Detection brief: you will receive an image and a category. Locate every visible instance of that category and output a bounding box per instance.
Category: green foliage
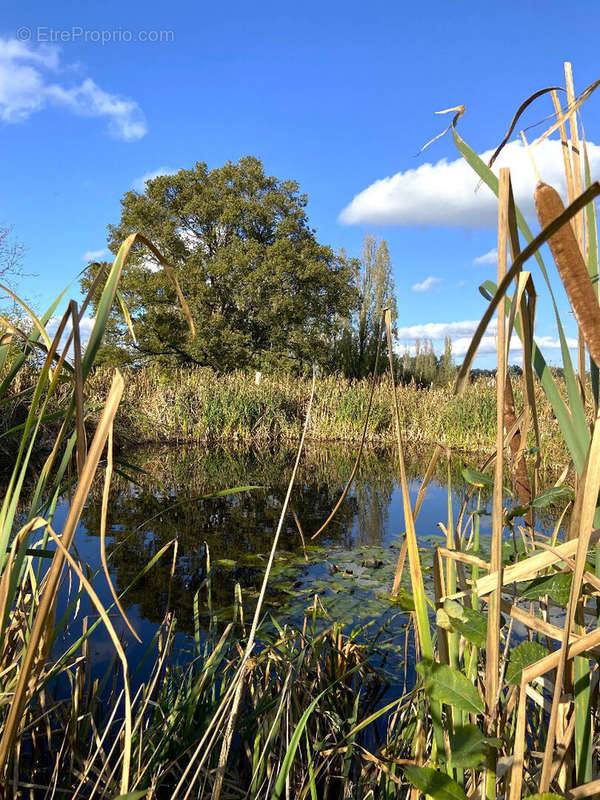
[77,366,575,465]
[403,765,467,800]
[82,157,356,372]
[462,467,494,488]
[440,599,488,648]
[387,587,415,611]
[441,724,500,769]
[530,485,574,508]
[397,335,457,387]
[505,641,550,686]
[502,537,528,565]
[525,795,564,800]
[416,660,484,714]
[519,572,572,605]
[439,334,456,384]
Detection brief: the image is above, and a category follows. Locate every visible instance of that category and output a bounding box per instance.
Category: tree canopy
[83,157,357,371]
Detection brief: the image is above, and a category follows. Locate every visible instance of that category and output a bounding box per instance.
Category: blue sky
[1,0,600,366]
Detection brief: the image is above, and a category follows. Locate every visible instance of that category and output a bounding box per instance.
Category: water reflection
[76,444,482,633]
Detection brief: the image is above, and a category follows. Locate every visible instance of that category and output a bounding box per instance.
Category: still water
[52,443,506,680]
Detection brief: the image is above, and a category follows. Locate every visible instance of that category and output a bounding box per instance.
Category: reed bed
[80,366,571,469]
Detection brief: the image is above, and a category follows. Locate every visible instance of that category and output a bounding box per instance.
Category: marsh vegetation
[2,63,600,799]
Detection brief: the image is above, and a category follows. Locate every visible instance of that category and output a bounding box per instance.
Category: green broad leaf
[505,504,531,523]
[505,641,550,686]
[416,661,484,714]
[502,538,527,566]
[436,607,453,631]
[443,600,488,648]
[112,790,149,799]
[530,486,574,509]
[525,795,564,800]
[519,572,572,605]
[403,765,467,800]
[439,724,498,768]
[462,468,493,488]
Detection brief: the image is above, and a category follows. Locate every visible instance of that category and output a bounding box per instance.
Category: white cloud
[12,315,99,361]
[132,166,178,192]
[397,320,487,340]
[0,37,146,140]
[395,317,577,358]
[537,334,578,350]
[42,315,95,360]
[82,248,107,262]
[339,138,600,228]
[451,334,576,357]
[46,315,95,339]
[473,248,497,265]
[412,276,441,293]
[0,38,59,69]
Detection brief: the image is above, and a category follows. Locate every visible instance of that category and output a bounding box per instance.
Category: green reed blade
[480,280,588,473]
[452,129,590,461]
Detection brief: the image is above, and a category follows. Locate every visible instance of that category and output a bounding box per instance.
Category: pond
[50,441,543,687]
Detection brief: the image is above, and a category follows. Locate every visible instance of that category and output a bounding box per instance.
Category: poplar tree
[339,234,397,378]
[438,334,455,385]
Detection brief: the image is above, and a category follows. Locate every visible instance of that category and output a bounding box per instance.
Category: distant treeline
[396,335,455,387]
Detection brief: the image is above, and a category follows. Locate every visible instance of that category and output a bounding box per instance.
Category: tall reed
[396,64,600,800]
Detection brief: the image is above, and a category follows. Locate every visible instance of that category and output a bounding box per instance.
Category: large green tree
[83,157,356,371]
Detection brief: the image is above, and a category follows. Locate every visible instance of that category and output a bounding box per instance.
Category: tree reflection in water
[79,444,472,633]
